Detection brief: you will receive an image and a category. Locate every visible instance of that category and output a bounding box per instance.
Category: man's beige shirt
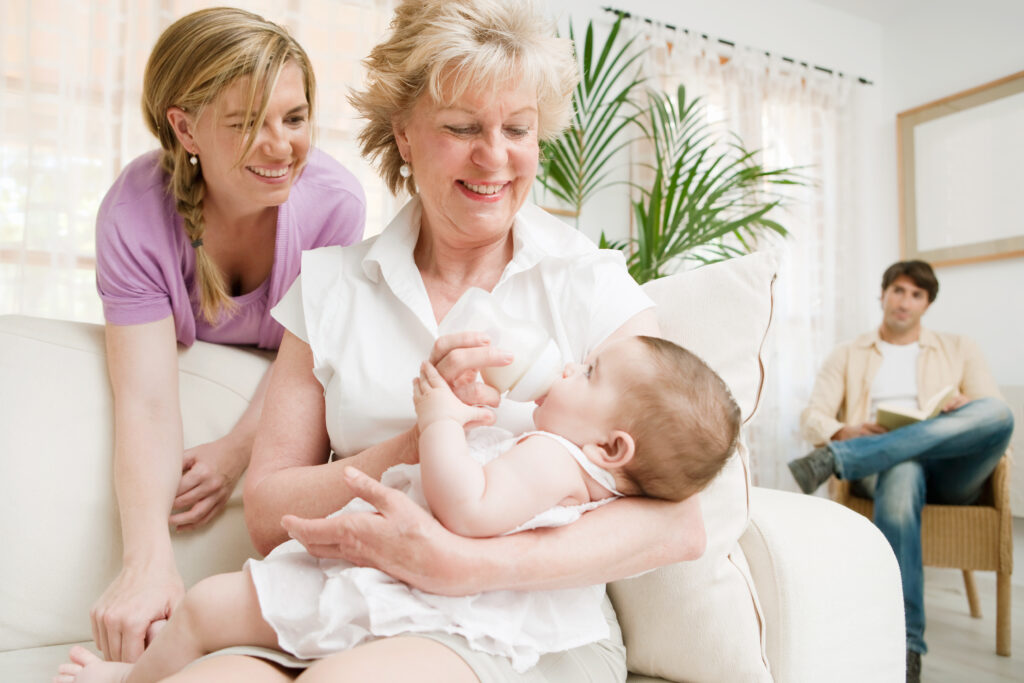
[800,328,1001,446]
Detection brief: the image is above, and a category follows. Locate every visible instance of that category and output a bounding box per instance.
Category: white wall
[550,0,1024,511]
[872,0,1024,383]
[872,0,1024,513]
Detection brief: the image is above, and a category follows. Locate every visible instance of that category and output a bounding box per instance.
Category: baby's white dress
[247,426,622,673]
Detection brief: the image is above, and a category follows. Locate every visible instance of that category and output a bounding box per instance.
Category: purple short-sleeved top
[95,148,365,350]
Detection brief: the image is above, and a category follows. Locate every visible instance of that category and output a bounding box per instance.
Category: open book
[875,384,957,430]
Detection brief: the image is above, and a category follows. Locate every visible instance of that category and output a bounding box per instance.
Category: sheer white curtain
[0,0,397,323]
[625,18,872,490]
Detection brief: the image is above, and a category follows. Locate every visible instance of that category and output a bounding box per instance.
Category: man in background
[789,259,1013,683]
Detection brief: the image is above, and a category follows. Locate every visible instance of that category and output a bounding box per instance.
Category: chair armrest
[739,487,905,682]
[991,453,1011,511]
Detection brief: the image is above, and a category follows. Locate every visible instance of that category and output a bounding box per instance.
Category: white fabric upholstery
[741,487,906,682]
[642,250,777,423]
[609,252,778,682]
[0,252,905,682]
[0,316,268,651]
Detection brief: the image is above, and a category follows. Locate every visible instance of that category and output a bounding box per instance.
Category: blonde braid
[162,147,234,323]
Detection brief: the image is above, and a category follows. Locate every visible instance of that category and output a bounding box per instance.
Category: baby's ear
[582,430,635,470]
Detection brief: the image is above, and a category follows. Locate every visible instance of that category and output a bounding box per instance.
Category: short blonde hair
[142,7,315,323]
[350,0,579,195]
[621,337,742,502]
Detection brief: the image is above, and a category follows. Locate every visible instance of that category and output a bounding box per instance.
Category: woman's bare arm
[284,467,705,595]
[169,358,274,531]
[92,317,186,663]
[243,331,420,555]
[593,307,659,355]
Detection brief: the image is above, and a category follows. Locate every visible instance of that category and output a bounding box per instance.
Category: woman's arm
[92,317,186,663]
[169,361,273,531]
[283,467,705,595]
[243,331,421,555]
[591,307,659,355]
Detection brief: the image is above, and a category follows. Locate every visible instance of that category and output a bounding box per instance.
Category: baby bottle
[438,287,562,402]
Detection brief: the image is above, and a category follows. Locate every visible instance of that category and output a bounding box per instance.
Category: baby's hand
[413,361,493,430]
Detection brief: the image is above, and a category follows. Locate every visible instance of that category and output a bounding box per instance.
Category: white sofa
[0,251,906,682]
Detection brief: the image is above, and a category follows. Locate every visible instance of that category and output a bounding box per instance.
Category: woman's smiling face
[182,60,311,213]
[394,77,540,248]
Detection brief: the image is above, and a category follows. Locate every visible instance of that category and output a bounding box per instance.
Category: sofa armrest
[739,487,905,682]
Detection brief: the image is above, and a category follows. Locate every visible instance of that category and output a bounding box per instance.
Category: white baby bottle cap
[506,339,562,402]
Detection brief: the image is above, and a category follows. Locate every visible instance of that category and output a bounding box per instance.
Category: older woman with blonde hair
[160,1,705,680]
[90,7,365,664]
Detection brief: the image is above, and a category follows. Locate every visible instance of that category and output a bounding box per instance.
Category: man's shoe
[787,446,835,494]
[905,649,921,683]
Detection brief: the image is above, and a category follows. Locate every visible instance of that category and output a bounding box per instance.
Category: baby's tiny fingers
[465,405,497,429]
[422,361,446,387]
[471,405,495,423]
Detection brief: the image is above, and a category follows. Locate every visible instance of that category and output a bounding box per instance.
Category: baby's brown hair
[620,336,741,502]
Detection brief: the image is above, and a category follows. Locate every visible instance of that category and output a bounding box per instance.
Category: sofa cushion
[0,316,269,651]
[608,250,777,682]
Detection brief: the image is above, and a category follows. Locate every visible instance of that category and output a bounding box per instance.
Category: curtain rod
[602,6,874,86]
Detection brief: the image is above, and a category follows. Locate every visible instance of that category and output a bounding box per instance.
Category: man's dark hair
[881,260,939,303]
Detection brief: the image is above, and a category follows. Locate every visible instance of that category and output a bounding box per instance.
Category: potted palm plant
[536,15,644,223]
[613,84,801,283]
[537,17,803,283]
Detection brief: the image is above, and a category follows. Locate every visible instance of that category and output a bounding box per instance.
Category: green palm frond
[538,15,645,216]
[622,85,806,283]
[538,19,807,282]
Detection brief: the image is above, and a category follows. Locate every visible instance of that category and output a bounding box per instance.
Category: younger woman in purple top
[90,8,365,664]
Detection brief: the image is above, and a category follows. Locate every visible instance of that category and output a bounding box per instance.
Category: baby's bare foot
[53,645,131,683]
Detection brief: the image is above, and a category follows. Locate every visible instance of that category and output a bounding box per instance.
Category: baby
[55,335,740,681]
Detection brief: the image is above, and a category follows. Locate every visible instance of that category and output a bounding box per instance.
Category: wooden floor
[920,516,1022,681]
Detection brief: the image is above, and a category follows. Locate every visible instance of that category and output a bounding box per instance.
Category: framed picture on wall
[897,70,1024,267]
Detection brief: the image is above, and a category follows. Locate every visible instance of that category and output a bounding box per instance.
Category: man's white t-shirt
[869,340,920,419]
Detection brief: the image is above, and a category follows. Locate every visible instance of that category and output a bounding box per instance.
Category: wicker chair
[830,453,1013,656]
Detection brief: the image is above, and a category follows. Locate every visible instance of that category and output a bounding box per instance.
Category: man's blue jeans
[830,397,1014,655]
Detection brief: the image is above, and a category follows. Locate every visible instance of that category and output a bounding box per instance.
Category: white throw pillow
[608,250,778,682]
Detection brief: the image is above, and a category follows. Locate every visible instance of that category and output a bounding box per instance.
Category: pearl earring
[399,163,411,178]
[189,154,198,166]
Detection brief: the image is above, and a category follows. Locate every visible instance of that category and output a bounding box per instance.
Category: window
[0,0,397,322]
